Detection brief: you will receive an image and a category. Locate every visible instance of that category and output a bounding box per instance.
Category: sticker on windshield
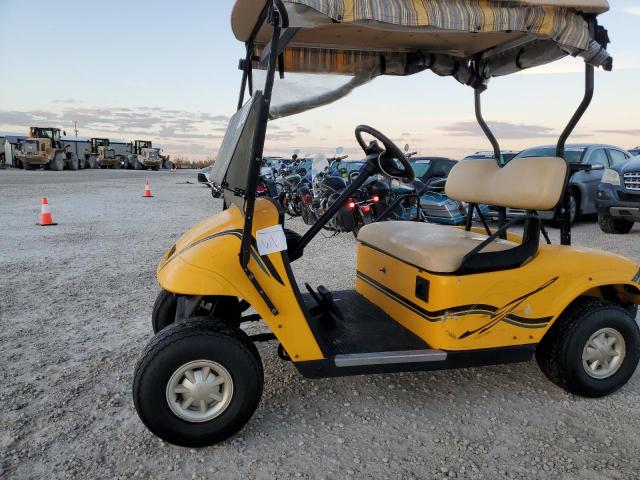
[256,225,288,256]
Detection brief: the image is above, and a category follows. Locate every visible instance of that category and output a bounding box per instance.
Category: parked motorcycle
[300,152,374,234]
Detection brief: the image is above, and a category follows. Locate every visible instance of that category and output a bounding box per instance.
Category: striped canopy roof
[233,0,611,78]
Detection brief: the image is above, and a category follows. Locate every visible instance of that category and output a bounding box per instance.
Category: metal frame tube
[240,2,282,269]
[557,64,595,246]
[237,2,271,110]
[474,89,503,166]
[291,162,378,259]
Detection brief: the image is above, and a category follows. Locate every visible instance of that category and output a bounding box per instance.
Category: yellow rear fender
[157,199,324,361]
[540,248,640,330]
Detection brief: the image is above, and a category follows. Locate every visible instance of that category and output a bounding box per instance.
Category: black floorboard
[301,289,429,356]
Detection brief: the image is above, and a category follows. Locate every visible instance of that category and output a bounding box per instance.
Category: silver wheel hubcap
[582,328,626,379]
[166,360,234,422]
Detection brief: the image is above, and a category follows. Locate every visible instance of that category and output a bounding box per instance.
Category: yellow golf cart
[133,0,640,447]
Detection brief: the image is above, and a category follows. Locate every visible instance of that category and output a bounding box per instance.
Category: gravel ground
[1,168,640,480]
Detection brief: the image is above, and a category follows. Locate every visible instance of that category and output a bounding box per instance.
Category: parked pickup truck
[596,153,640,234]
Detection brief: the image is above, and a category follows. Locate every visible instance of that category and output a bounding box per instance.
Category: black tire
[87,156,98,169]
[134,157,143,170]
[598,215,634,234]
[152,290,243,333]
[49,153,65,171]
[23,161,35,171]
[550,190,578,228]
[133,317,263,447]
[68,153,79,171]
[536,298,640,397]
[152,290,178,333]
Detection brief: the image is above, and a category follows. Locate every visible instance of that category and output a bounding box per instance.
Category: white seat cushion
[357,221,517,273]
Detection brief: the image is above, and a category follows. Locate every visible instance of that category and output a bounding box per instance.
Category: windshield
[253,71,374,120]
[515,147,585,163]
[409,159,432,178]
[33,128,58,140]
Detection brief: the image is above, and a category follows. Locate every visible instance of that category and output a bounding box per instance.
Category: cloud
[0,105,231,153]
[624,6,640,16]
[438,121,557,139]
[594,128,640,136]
[295,126,311,134]
[53,98,80,104]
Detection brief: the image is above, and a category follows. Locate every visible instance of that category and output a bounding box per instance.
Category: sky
[0,0,639,160]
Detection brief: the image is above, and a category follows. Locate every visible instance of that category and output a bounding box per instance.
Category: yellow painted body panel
[157,198,324,361]
[356,242,640,350]
[157,197,639,358]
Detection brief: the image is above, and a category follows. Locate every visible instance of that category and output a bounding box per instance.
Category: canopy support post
[474,88,503,166]
[474,88,507,236]
[556,63,595,246]
[238,2,284,315]
[237,1,271,110]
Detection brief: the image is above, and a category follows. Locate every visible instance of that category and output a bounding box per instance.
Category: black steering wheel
[355,125,414,181]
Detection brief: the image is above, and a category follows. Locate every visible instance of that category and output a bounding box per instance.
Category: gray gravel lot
[1,168,640,480]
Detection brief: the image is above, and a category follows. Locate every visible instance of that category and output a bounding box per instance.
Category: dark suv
[512,144,632,224]
[596,153,640,234]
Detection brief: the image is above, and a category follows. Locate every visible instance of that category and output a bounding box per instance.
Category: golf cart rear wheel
[133,317,263,447]
[598,215,634,234]
[536,298,639,397]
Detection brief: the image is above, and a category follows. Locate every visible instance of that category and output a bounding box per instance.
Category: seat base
[357,221,517,274]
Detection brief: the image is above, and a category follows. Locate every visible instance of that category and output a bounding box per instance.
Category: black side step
[295,345,535,379]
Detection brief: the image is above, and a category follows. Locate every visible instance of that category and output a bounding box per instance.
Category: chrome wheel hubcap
[166,360,233,422]
[582,328,626,379]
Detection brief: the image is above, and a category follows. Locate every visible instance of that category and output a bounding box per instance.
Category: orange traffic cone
[37,197,57,226]
[142,180,153,198]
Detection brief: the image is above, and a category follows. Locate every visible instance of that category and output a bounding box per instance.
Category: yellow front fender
[157,199,324,361]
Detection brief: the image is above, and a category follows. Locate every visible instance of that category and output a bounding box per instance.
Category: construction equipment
[84,138,121,169]
[15,127,78,171]
[127,140,163,171]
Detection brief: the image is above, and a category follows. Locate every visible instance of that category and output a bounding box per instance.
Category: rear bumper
[596,185,640,220]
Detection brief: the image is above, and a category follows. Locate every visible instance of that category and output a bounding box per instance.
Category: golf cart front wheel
[536,298,639,397]
[133,317,263,447]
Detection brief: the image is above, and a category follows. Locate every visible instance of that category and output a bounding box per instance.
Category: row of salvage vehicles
[13,126,171,171]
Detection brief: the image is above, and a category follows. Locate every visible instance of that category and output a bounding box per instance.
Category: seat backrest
[445,157,568,211]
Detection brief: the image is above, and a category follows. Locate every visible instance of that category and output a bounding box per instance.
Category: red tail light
[372,195,380,203]
[362,205,371,213]
[304,194,312,203]
[256,185,267,193]
[348,201,356,209]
